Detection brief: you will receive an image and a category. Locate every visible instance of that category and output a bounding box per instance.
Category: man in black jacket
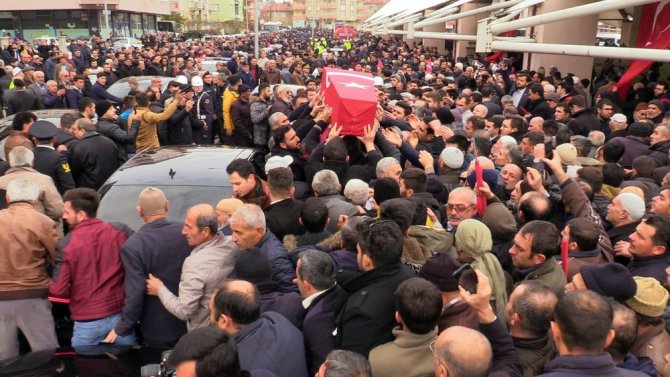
[567,95,599,136]
[70,118,123,190]
[166,93,199,145]
[7,79,41,115]
[231,84,253,146]
[296,250,347,375]
[29,120,75,195]
[95,100,139,161]
[103,187,191,347]
[335,218,413,357]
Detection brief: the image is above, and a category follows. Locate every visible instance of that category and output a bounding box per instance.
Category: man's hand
[102,329,118,344]
[408,114,421,131]
[525,167,546,194]
[614,241,633,259]
[146,273,164,296]
[382,128,402,147]
[375,105,384,122]
[439,125,454,141]
[316,105,332,123]
[185,100,194,112]
[418,150,434,170]
[357,124,378,151]
[175,91,186,101]
[473,179,495,200]
[327,123,342,142]
[459,269,496,324]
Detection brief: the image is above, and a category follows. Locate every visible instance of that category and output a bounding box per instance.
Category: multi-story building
[291,0,387,29]
[2,0,171,40]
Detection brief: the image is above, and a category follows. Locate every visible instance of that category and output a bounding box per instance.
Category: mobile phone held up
[452,263,478,294]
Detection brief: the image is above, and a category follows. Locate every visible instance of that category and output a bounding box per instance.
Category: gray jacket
[320,195,360,234]
[250,98,272,146]
[157,234,240,330]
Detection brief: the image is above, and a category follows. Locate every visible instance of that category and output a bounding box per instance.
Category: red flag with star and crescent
[321,68,378,136]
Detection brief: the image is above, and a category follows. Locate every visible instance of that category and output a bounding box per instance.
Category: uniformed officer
[29,120,75,195]
[191,76,214,144]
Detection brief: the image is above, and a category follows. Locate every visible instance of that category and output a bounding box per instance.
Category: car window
[98,185,233,231]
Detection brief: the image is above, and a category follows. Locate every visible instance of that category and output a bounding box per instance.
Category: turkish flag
[321,68,377,137]
[615,2,670,100]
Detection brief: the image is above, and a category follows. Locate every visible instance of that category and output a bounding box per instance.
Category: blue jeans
[72,313,136,347]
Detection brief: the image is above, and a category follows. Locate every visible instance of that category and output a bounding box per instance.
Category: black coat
[271,147,307,182]
[231,97,253,146]
[540,353,647,376]
[69,132,123,190]
[335,263,414,357]
[264,199,304,242]
[527,98,553,120]
[96,118,139,161]
[260,288,305,330]
[567,108,600,136]
[7,90,41,115]
[303,285,348,375]
[114,219,191,346]
[648,140,670,168]
[32,146,76,195]
[166,107,198,145]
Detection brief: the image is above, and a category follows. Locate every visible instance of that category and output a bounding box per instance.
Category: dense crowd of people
[1,27,670,377]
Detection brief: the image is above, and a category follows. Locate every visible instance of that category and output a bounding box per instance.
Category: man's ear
[604,329,616,349]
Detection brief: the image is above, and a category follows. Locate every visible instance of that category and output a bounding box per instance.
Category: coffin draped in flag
[321,68,377,137]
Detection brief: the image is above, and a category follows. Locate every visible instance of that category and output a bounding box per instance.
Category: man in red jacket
[49,188,135,347]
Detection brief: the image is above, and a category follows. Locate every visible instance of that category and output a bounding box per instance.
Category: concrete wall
[528,0,598,81]
[422,9,447,54]
[3,0,170,14]
[454,2,487,59]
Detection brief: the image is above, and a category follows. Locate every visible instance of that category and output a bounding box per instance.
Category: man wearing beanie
[567,263,638,303]
[607,193,646,246]
[626,277,670,376]
[610,122,651,168]
[104,187,192,347]
[95,100,139,162]
[647,100,666,125]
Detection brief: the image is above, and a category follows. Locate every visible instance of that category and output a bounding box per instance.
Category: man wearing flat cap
[30,120,75,195]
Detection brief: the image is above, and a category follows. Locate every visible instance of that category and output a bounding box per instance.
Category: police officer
[29,120,75,195]
[191,76,214,144]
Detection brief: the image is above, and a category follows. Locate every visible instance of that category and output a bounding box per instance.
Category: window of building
[210,4,220,12]
[234,3,240,16]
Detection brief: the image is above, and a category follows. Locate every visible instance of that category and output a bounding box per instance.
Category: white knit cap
[617,193,646,221]
[440,146,464,169]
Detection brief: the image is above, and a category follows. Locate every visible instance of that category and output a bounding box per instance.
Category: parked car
[111,37,144,51]
[106,76,170,102]
[201,57,230,74]
[97,145,263,230]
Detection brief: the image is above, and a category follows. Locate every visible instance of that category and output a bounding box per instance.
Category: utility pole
[254,0,259,58]
[103,0,111,38]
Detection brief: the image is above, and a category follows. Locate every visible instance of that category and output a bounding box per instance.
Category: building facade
[1,0,170,40]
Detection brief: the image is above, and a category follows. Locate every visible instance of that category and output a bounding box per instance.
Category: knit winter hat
[628,122,652,138]
[555,143,577,165]
[626,277,669,317]
[440,146,464,169]
[455,219,493,258]
[580,263,637,303]
[418,252,460,292]
[617,193,646,221]
[234,247,273,283]
[95,100,113,118]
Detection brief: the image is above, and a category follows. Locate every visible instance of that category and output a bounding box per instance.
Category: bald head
[518,191,551,222]
[434,326,492,377]
[528,117,544,133]
[137,187,168,218]
[210,279,261,333]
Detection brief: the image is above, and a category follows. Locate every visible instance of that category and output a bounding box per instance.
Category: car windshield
[98,185,233,231]
[107,80,151,100]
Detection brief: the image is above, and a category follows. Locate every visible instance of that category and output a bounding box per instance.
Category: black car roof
[99,146,257,193]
